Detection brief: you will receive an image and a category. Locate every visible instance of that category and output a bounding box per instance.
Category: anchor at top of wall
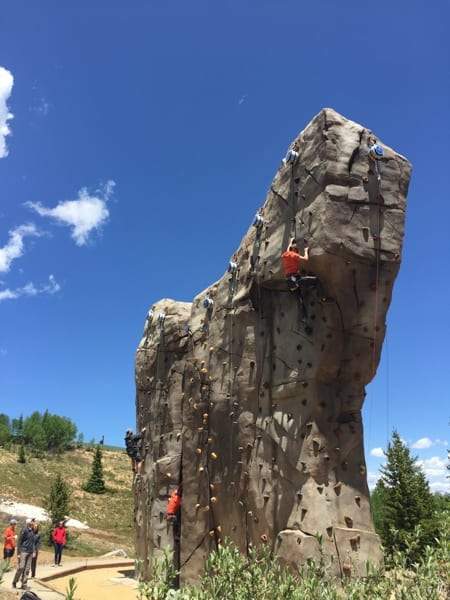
[368,140,384,182]
[253,210,264,230]
[369,142,384,160]
[203,296,214,310]
[228,259,238,274]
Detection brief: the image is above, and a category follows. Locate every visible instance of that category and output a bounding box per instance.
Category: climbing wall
[134,108,411,583]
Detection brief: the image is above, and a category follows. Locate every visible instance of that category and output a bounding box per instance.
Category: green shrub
[138,523,449,600]
[83,446,106,494]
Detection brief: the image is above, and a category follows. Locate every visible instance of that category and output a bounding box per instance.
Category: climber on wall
[281,237,320,321]
[166,485,182,522]
[125,428,146,474]
[167,485,182,581]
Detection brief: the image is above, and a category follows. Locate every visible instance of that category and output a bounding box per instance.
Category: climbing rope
[370,151,383,378]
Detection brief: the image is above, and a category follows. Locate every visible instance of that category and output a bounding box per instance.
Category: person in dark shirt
[12,519,36,590]
[30,521,41,578]
[125,428,146,474]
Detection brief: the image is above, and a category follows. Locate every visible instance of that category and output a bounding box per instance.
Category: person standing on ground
[3,518,17,562]
[12,519,36,590]
[30,521,41,579]
[52,521,67,567]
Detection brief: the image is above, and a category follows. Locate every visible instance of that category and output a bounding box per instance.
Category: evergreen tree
[83,446,106,494]
[46,473,71,524]
[373,430,438,559]
[17,444,26,464]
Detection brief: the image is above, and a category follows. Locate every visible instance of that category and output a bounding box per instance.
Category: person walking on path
[3,518,17,562]
[52,521,67,566]
[12,519,36,590]
[30,521,41,578]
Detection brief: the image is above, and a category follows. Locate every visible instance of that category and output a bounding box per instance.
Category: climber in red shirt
[166,486,182,523]
[281,238,311,289]
[281,238,321,325]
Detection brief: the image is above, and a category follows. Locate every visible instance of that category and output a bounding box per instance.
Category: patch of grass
[0,447,134,556]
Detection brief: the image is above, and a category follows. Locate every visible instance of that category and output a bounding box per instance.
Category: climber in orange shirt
[3,519,17,561]
[166,486,182,523]
[281,238,320,323]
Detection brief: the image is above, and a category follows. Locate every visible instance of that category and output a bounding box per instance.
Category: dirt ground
[48,567,138,600]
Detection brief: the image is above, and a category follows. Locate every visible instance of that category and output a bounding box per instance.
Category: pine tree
[373,430,438,559]
[17,444,26,464]
[83,446,106,494]
[46,473,71,524]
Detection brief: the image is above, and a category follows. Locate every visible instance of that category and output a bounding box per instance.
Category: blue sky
[0,1,448,491]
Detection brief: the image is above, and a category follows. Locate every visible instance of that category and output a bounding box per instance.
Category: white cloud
[417,456,447,478]
[412,437,433,449]
[0,224,40,273]
[370,447,384,458]
[26,180,115,246]
[0,274,60,302]
[429,480,450,493]
[412,437,448,449]
[0,66,14,158]
[367,471,380,490]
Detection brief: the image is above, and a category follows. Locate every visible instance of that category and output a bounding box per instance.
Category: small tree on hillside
[46,473,71,524]
[373,430,438,560]
[17,444,26,464]
[83,446,106,494]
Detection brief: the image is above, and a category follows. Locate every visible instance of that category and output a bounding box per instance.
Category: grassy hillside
[0,447,134,556]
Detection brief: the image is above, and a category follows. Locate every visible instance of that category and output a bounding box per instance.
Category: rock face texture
[135,108,411,583]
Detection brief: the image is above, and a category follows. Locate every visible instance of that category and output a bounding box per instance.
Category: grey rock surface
[134,108,411,583]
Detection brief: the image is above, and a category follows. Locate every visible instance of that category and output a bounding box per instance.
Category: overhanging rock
[134,108,411,583]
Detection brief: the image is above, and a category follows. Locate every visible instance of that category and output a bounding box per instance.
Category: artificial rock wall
[134,108,411,583]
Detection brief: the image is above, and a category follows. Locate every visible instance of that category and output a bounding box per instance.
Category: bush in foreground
[138,522,449,600]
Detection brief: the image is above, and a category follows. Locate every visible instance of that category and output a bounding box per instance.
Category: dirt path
[47,567,137,600]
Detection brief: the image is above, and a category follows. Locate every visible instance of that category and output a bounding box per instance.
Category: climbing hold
[260,534,268,543]
[210,452,218,460]
[216,525,222,533]
[345,516,353,528]
[196,448,202,455]
[199,467,205,473]
[209,530,215,537]
[211,496,218,504]
[359,465,366,475]
[195,503,200,510]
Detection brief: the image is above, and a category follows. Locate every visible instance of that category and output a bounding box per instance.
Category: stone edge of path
[38,558,135,582]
